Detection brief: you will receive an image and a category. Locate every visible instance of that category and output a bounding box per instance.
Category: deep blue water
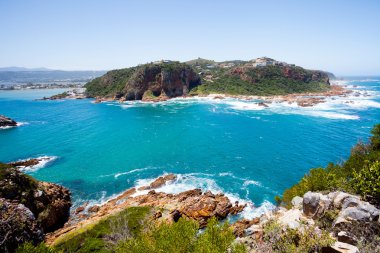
[1,78,379,217]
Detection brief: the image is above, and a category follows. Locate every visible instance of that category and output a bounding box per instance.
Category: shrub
[263,220,334,253]
[115,217,245,253]
[352,161,380,200]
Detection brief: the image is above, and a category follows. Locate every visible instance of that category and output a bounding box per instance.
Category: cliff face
[85,62,201,101]
[0,163,71,252]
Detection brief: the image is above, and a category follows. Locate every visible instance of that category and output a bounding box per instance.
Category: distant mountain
[0,67,53,72]
[0,68,107,85]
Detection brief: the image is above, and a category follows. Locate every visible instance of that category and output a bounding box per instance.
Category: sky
[0,0,379,75]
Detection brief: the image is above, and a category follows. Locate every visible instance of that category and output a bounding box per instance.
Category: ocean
[1,78,380,219]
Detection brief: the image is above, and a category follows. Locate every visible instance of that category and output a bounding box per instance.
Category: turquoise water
[1,79,380,218]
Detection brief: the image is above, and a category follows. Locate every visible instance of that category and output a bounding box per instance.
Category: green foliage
[115,217,245,253]
[85,67,137,97]
[16,243,59,253]
[370,124,380,150]
[281,124,380,207]
[263,220,334,253]
[352,161,380,199]
[193,218,237,253]
[191,65,329,96]
[54,206,150,253]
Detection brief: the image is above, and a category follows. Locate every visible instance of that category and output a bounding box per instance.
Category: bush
[115,217,245,253]
[262,220,334,253]
[352,161,380,200]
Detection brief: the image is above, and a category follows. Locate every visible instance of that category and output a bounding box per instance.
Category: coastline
[90,84,353,108]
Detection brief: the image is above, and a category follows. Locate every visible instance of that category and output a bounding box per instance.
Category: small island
[83,57,336,104]
[0,114,17,128]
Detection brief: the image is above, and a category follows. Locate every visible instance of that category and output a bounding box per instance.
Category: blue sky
[0,0,379,75]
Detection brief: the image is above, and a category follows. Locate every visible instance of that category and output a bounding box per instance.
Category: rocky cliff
[85,62,201,101]
[0,163,71,252]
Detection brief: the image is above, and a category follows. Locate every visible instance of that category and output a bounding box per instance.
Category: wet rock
[0,115,17,128]
[229,201,247,215]
[257,102,269,107]
[75,202,88,214]
[88,205,100,213]
[138,174,177,191]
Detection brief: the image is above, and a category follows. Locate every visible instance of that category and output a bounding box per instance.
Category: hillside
[84,58,332,100]
[85,61,201,101]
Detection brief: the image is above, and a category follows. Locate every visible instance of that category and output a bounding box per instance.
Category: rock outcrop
[235,191,379,252]
[0,163,71,232]
[46,175,247,244]
[0,115,17,128]
[0,198,44,253]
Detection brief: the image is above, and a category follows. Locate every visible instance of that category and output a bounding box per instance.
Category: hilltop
[84,58,332,101]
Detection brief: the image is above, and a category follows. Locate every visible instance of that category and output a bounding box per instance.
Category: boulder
[0,198,43,253]
[337,231,357,245]
[340,207,371,221]
[0,115,17,128]
[323,241,359,253]
[330,192,353,209]
[303,191,331,218]
[291,196,303,209]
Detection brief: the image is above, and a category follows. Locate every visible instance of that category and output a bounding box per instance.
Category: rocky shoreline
[44,173,380,252]
[91,84,353,108]
[1,165,379,252]
[46,174,247,244]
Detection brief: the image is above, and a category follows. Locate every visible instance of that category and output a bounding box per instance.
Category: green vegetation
[54,206,150,252]
[85,67,137,98]
[192,65,329,96]
[116,217,245,253]
[281,124,380,207]
[261,220,334,253]
[20,208,245,253]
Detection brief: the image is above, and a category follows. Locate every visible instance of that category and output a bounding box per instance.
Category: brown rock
[232,218,260,237]
[153,211,162,219]
[88,205,100,213]
[75,206,85,214]
[138,174,177,191]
